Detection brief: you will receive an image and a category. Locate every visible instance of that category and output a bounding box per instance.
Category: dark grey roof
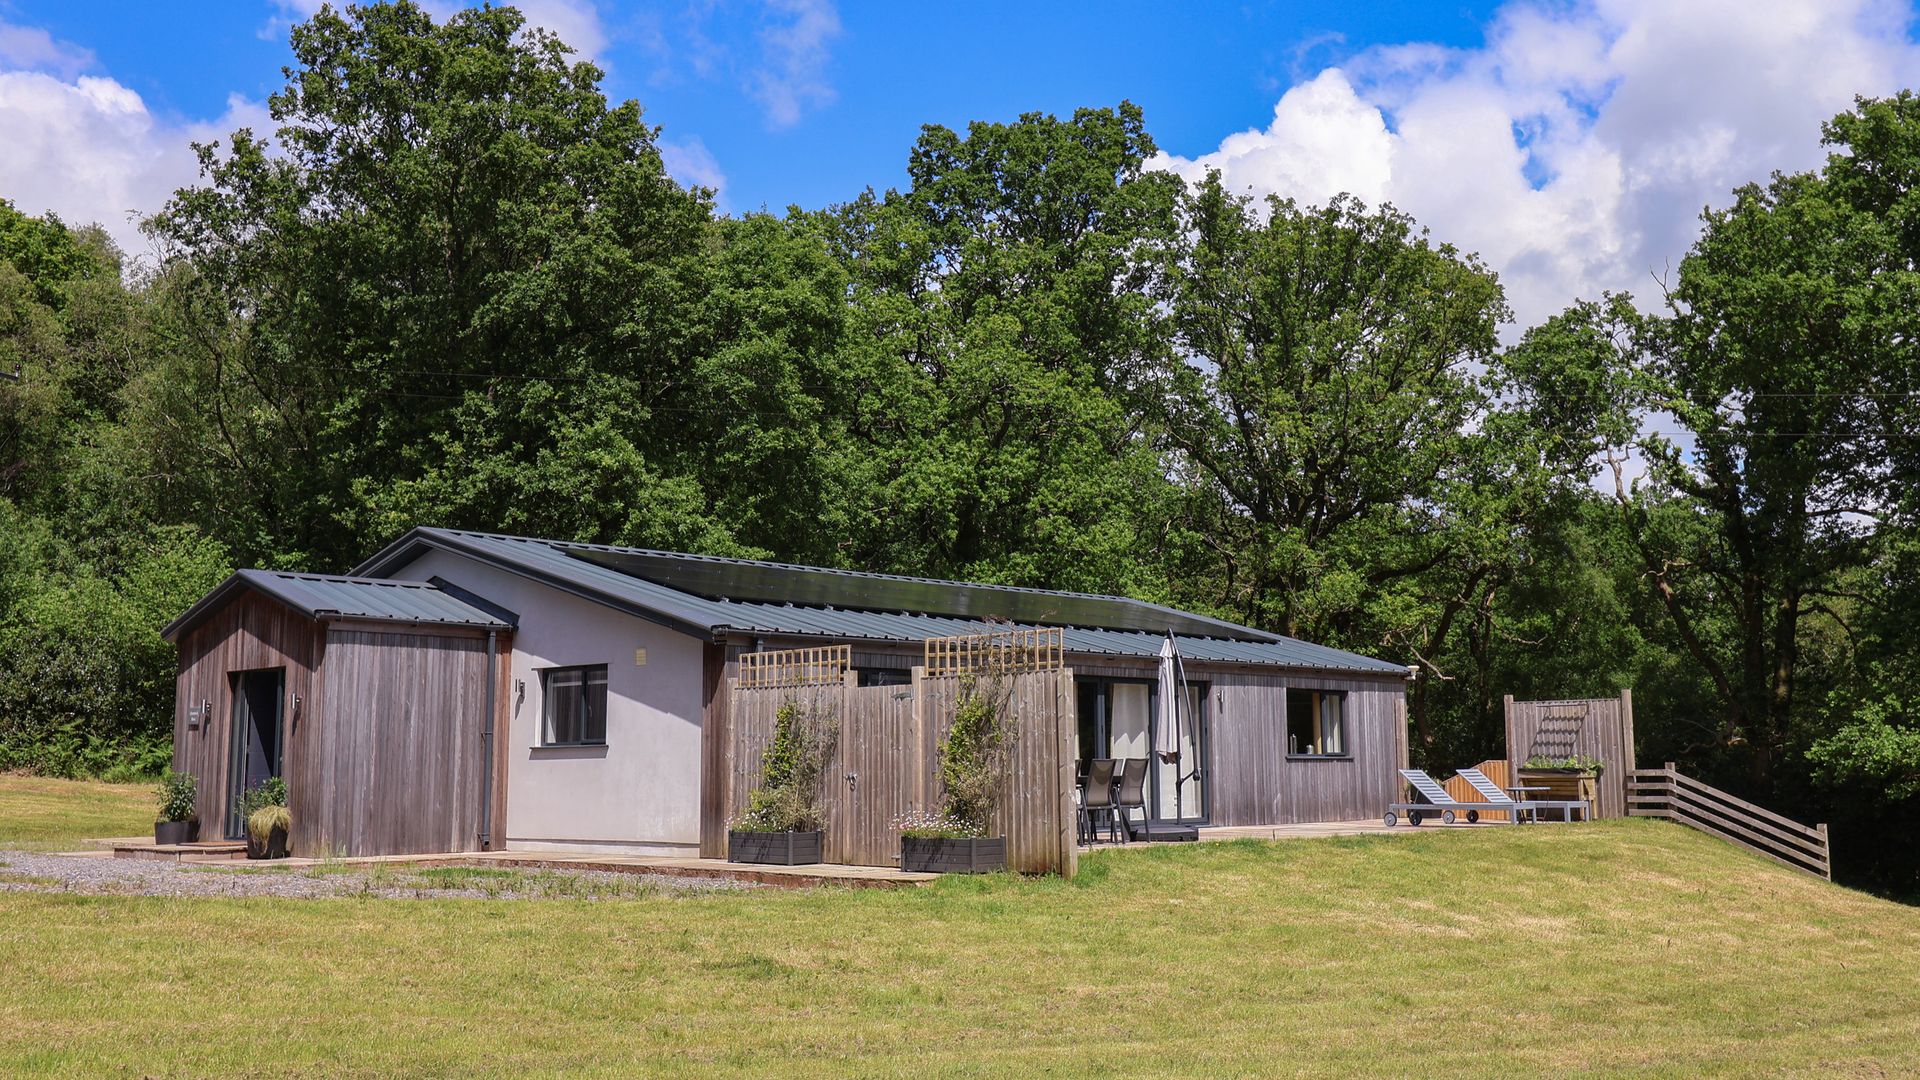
[162,570,515,641]
[352,528,1407,677]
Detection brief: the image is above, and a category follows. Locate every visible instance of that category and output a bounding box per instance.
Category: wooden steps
[110,840,248,862]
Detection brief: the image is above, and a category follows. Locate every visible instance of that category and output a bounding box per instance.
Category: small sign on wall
[634,648,648,667]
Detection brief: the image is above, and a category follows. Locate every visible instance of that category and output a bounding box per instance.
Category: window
[856,667,912,688]
[541,665,608,746]
[1286,688,1347,758]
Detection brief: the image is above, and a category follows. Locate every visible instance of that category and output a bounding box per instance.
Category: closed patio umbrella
[1155,631,1188,827]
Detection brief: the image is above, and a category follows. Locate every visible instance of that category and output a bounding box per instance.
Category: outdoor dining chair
[1114,758,1148,841]
[1079,758,1120,845]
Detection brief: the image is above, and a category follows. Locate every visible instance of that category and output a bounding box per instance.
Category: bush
[932,676,1015,838]
[891,808,977,840]
[237,776,287,822]
[733,699,836,833]
[1522,754,1605,775]
[0,518,229,779]
[157,771,197,823]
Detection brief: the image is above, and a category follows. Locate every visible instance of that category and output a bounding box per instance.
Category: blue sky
[2,1,1918,328]
[1,0,1499,213]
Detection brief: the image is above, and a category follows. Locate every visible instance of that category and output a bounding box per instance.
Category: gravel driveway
[0,851,752,900]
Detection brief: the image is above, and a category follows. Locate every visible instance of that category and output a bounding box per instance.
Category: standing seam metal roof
[351,528,1408,676]
[162,569,514,641]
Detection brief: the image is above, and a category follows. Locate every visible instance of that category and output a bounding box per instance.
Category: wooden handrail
[1626,763,1830,880]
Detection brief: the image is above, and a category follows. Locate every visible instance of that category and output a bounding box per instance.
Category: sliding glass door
[1075,677,1208,824]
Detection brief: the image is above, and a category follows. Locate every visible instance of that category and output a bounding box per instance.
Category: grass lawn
[2,780,1917,1076]
[0,774,156,850]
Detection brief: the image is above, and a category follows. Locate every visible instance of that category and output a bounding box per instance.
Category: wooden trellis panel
[923,627,1064,678]
[736,644,850,689]
[1504,690,1637,819]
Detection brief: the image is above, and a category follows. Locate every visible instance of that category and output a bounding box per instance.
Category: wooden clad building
[164,570,514,857]
[169,528,1413,863]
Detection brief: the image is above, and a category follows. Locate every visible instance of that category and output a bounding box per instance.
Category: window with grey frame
[1286,688,1347,758]
[541,665,608,746]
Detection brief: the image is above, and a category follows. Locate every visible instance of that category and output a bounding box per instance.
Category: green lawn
[0,774,155,849]
[1,779,1917,1076]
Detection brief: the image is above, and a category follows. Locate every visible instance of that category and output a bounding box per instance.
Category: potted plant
[238,777,289,859]
[1519,754,1604,805]
[154,771,199,846]
[247,805,291,860]
[900,678,1013,874]
[729,699,837,865]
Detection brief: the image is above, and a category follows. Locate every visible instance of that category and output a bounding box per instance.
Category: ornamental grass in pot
[899,677,1013,874]
[154,771,200,846]
[729,699,837,865]
[238,777,289,859]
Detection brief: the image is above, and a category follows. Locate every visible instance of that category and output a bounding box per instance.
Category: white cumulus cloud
[747,0,840,129]
[1152,0,1920,330]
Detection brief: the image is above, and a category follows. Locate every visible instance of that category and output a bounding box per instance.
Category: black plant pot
[900,835,1006,874]
[246,825,289,860]
[728,829,823,865]
[154,819,199,846]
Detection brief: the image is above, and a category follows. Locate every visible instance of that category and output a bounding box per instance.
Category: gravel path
[0,851,753,900]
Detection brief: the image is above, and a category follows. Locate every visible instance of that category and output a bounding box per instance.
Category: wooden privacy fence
[1505,691,1637,819]
[1628,763,1830,879]
[1441,759,1512,822]
[726,663,1077,877]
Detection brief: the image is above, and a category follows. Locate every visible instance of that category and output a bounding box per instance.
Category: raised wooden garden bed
[729,829,824,865]
[900,836,1005,874]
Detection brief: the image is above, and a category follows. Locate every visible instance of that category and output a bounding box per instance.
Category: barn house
[165,528,1412,861]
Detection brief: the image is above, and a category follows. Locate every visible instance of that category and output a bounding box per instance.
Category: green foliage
[237,776,288,824]
[1521,755,1606,776]
[157,771,197,823]
[935,679,1015,837]
[734,700,836,833]
[246,803,290,844]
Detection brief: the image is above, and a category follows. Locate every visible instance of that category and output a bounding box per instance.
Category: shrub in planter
[1520,754,1604,806]
[247,805,290,860]
[897,678,1015,874]
[729,699,837,865]
[238,777,289,858]
[154,771,199,845]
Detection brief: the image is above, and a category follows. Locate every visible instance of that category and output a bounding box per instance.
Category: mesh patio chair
[1079,758,1120,845]
[1114,758,1148,842]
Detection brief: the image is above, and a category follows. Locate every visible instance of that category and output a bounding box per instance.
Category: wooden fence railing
[1627,763,1830,879]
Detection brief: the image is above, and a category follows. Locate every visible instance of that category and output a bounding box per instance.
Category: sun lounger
[1458,767,1589,823]
[1385,768,1518,826]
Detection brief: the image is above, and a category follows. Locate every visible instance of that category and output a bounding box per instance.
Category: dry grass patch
[0,774,155,850]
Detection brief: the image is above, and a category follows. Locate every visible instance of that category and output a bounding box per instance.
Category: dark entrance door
[227,668,285,839]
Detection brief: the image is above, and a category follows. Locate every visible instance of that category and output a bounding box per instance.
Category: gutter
[480,628,497,850]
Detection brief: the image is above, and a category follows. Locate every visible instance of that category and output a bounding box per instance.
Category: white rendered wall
[389,549,704,855]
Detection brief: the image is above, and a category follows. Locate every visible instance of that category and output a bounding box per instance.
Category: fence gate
[1503,690,1637,819]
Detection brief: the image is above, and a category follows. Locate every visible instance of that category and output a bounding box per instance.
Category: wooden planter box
[729,829,824,865]
[900,835,1006,874]
[1518,768,1599,807]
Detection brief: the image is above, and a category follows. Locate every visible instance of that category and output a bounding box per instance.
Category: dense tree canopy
[2,1,1918,894]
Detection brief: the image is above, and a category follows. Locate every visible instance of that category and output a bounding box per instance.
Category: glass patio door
[1075,677,1208,825]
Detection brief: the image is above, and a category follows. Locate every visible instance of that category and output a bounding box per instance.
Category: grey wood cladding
[172,586,511,857]
[1505,691,1637,819]
[1201,670,1407,826]
[723,668,1077,875]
